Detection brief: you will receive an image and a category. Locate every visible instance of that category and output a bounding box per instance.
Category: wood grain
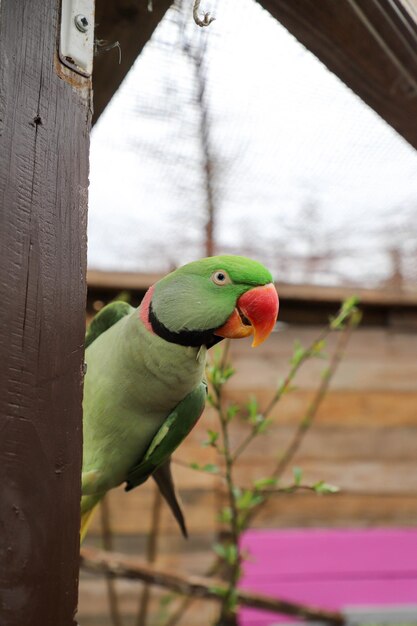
[250,492,417,528]
[0,1,90,624]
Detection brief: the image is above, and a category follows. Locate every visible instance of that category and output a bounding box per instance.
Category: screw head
[74,14,89,33]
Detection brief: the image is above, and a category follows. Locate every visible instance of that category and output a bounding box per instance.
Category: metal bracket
[60,0,95,77]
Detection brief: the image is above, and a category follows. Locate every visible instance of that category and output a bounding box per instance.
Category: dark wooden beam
[256,0,417,150]
[93,0,173,124]
[0,1,91,624]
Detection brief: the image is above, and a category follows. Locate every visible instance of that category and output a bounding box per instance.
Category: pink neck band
[139,285,155,334]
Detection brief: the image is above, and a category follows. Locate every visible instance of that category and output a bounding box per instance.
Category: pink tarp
[239,529,417,624]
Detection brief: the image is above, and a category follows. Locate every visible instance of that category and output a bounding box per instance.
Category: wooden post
[0,1,91,625]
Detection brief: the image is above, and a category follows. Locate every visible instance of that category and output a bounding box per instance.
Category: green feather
[85,301,133,348]
[125,381,207,490]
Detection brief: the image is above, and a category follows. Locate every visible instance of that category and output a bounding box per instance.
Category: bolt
[74,14,89,33]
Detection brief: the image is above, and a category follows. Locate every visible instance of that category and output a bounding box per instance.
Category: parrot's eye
[212,270,231,286]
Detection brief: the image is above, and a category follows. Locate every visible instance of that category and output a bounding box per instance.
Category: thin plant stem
[231,336,328,462]
[172,457,226,481]
[162,595,194,626]
[242,315,357,529]
[135,485,163,626]
[212,363,241,625]
[100,496,124,626]
[159,304,359,626]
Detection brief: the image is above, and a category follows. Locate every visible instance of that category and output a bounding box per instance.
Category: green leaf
[213,542,227,559]
[277,379,298,397]
[225,544,238,565]
[218,506,232,523]
[232,486,242,500]
[159,594,174,607]
[291,340,305,366]
[293,466,303,486]
[330,296,360,329]
[202,463,220,474]
[226,403,239,422]
[253,477,277,490]
[236,489,254,510]
[236,489,264,510]
[246,396,259,419]
[203,429,219,447]
[313,481,340,494]
[255,417,272,434]
[226,588,238,612]
[221,366,235,382]
[190,462,219,474]
[311,339,327,358]
[209,586,228,598]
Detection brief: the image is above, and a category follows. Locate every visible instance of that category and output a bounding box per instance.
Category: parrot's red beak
[214,283,279,347]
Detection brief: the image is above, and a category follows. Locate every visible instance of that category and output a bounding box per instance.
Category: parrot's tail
[80,493,102,543]
[80,506,98,543]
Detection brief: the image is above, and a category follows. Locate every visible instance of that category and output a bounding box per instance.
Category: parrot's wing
[85,300,133,349]
[125,381,207,536]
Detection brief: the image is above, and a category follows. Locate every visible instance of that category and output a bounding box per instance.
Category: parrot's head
[140,255,279,348]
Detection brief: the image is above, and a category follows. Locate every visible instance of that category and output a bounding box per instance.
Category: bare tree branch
[80,547,345,624]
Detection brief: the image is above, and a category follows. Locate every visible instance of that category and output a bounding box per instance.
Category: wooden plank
[227,355,417,392]
[93,0,173,124]
[225,425,417,461]
[86,486,219,535]
[232,460,417,494]
[80,541,216,604]
[222,389,417,427]
[244,492,417,527]
[78,579,217,624]
[87,269,162,290]
[256,0,417,150]
[87,486,417,535]
[83,532,215,570]
[0,1,90,624]
[171,453,417,494]
[230,327,417,358]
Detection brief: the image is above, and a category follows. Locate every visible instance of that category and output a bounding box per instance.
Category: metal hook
[193,0,215,27]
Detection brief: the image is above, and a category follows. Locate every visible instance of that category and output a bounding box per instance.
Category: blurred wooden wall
[78,311,417,625]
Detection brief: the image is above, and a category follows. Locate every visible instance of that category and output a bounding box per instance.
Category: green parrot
[81,255,279,541]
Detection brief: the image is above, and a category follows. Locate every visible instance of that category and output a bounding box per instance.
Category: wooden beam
[256,0,417,150]
[88,269,162,291]
[93,0,173,124]
[0,1,90,624]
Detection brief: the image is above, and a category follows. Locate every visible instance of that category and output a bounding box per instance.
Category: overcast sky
[88,0,417,288]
